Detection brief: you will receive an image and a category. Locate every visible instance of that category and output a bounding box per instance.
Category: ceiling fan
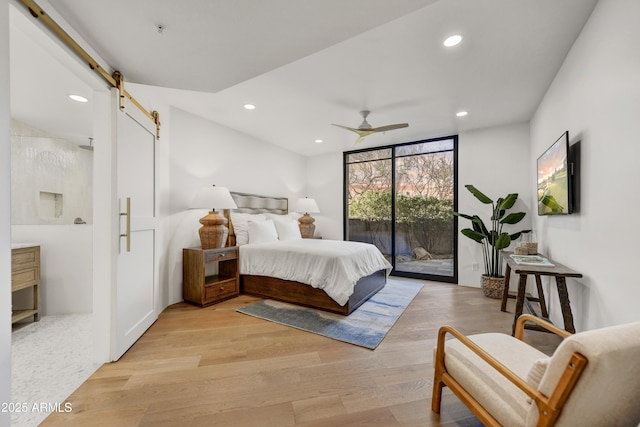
[332,110,409,144]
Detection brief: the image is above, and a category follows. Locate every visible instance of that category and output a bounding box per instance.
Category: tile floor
[11,314,101,427]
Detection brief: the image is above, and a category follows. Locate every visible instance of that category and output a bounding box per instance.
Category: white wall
[11,225,92,314]
[457,123,532,287]
[165,107,307,304]
[530,0,640,331]
[1,0,11,422]
[304,151,343,240]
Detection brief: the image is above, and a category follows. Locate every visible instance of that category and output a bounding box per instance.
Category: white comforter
[239,239,392,305]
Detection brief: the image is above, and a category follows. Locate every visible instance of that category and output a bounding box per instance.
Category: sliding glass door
[345,148,393,258]
[344,136,457,283]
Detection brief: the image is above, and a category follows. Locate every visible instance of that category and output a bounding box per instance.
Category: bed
[224,192,391,315]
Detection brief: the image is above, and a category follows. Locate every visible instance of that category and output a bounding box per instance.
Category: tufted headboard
[223,192,288,246]
[229,192,288,214]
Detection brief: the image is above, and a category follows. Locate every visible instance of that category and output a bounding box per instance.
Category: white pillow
[526,357,550,389]
[274,219,302,241]
[248,220,279,244]
[230,213,266,246]
[262,212,284,222]
[262,212,303,223]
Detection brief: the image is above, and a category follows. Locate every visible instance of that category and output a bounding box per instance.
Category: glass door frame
[343,135,458,284]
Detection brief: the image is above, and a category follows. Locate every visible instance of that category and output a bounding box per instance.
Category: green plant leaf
[452,212,474,221]
[457,186,530,275]
[471,215,489,236]
[465,185,493,204]
[500,212,526,224]
[498,193,518,210]
[461,228,486,243]
[495,233,511,250]
[510,230,532,241]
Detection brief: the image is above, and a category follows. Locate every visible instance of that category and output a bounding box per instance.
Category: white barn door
[113,95,159,360]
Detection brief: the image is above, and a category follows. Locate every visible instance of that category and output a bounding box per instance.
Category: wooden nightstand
[183,246,239,307]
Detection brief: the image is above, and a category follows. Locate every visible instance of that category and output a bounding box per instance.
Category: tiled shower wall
[10,120,94,315]
[10,120,92,224]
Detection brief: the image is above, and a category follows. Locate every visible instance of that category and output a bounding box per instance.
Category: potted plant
[454,185,530,298]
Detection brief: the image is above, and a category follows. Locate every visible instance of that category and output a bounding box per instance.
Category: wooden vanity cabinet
[11,245,40,324]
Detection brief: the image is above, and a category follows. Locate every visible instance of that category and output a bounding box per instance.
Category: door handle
[120,197,131,252]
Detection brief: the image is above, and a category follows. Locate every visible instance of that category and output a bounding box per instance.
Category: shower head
[79,137,94,151]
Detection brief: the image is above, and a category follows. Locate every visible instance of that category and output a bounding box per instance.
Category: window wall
[344,136,457,283]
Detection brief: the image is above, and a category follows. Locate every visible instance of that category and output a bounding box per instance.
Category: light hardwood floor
[41,280,562,426]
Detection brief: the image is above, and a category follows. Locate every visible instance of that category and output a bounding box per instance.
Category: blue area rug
[236,279,423,349]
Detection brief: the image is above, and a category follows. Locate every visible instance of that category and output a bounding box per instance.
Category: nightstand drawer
[204,248,237,263]
[204,278,237,301]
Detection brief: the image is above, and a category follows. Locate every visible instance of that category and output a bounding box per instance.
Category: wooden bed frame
[224,192,387,315]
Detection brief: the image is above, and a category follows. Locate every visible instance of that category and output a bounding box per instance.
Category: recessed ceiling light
[443,34,463,47]
[314,139,323,144]
[243,103,256,110]
[456,111,468,117]
[68,94,88,103]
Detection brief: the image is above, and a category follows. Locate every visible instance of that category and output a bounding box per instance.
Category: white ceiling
[10,0,598,156]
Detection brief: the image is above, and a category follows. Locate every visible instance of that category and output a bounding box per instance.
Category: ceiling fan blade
[333,111,409,145]
[353,129,377,144]
[331,123,360,133]
[371,123,409,132]
[355,129,375,137]
[332,123,377,143]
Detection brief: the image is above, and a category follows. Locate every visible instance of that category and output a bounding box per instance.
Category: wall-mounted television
[537,131,572,215]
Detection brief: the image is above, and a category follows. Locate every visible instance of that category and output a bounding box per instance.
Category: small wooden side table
[501,252,582,335]
[183,246,239,307]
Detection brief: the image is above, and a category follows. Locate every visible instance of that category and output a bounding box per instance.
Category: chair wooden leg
[432,328,448,414]
[432,377,444,413]
[432,349,445,413]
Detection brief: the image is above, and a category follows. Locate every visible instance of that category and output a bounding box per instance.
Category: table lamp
[191,185,237,249]
[295,197,320,238]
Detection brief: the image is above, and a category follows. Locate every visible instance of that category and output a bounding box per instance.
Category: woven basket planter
[481,275,505,299]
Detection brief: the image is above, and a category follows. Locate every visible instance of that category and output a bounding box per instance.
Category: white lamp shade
[295,197,320,214]
[191,186,238,210]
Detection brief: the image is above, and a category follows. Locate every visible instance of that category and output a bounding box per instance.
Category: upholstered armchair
[432,314,640,426]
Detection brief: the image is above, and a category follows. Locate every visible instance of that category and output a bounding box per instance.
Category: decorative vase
[481,275,505,299]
